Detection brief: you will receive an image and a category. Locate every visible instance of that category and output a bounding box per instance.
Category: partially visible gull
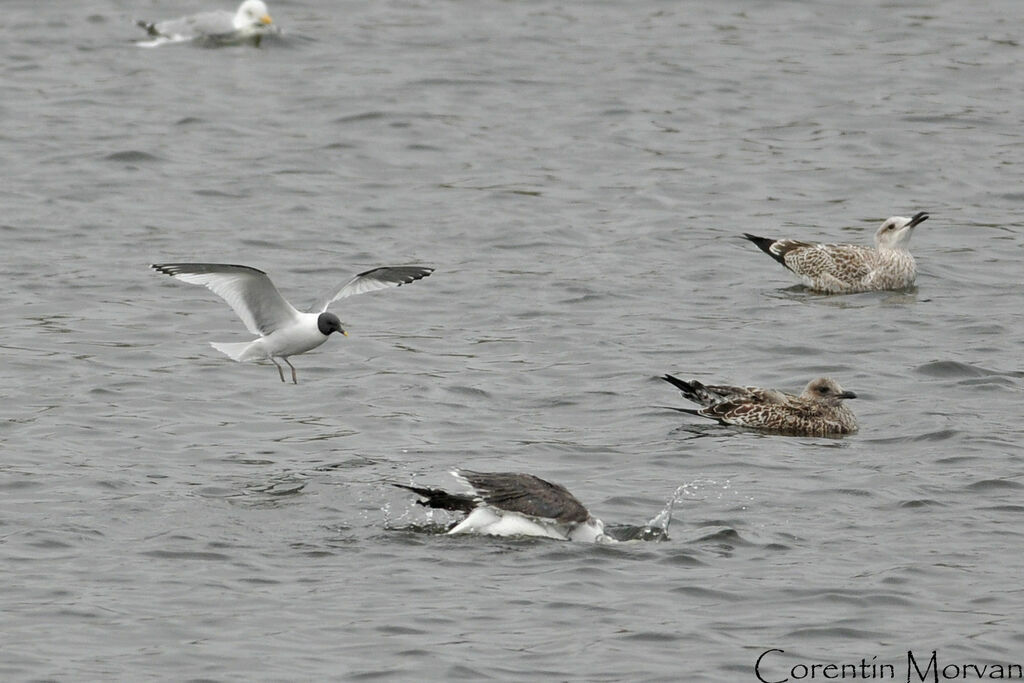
[151,263,433,383]
[137,0,277,47]
[743,211,929,293]
[393,470,611,543]
[662,374,858,436]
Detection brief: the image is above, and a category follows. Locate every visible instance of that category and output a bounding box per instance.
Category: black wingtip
[391,482,475,514]
[354,265,435,286]
[743,233,790,269]
[743,233,775,254]
[397,266,435,286]
[149,263,268,277]
[661,373,693,393]
[151,263,188,278]
[136,20,159,36]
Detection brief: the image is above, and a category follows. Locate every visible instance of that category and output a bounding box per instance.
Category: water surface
[2,0,1023,680]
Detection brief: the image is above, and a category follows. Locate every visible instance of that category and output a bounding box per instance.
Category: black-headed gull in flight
[393,470,610,543]
[137,0,276,47]
[151,263,433,383]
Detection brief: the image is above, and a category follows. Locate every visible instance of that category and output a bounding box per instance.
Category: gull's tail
[743,233,789,266]
[136,20,160,36]
[661,374,717,407]
[210,341,253,362]
[391,483,476,514]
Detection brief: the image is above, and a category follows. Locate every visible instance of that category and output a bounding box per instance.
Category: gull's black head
[317,312,347,337]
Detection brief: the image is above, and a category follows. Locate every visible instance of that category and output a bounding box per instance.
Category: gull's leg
[270,358,286,382]
[284,358,298,384]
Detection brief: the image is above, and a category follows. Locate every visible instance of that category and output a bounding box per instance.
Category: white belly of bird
[447,508,570,540]
[264,319,329,357]
[229,314,328,361]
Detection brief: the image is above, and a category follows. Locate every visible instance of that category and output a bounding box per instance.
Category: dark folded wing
[457,470,590,524]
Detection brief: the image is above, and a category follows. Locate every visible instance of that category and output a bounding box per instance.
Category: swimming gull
[151,263,433,383]
[137,0,276,47]
[743,211,928,293]
[393,470,610,543]
[662,375,858,436]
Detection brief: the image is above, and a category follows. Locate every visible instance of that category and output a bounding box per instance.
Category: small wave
[899,499,945,508]
[964,478,1024,492]
[914,360,995,378]
[103,150,161,163]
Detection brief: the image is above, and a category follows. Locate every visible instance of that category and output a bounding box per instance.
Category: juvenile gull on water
[743,211,928,294]
[136,0,276,47]
[393,470,610,543]
[151,263,433,383]
[661,375,858,436]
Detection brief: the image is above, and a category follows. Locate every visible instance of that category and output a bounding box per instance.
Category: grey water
[3,0,1024,680]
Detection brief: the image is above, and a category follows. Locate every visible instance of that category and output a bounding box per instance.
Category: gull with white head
[137,0,277,47]
[393,470,611,543]
[662,374,858,436]
[743,211,929,294]
[151,263,433,383]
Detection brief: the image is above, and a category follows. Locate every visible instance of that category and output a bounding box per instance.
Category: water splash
[381,497,457,535]
[608,479,732,542]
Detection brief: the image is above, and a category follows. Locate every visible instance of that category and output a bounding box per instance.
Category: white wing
[152,263,301,336]
[151,11,235,38]
[315,265,434,313]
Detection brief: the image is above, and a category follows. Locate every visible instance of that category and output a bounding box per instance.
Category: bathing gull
[137,0,276,47]
[743,211,928,293]
[151,263,433,383]
[662,374,858,436]
[393,470,610,542]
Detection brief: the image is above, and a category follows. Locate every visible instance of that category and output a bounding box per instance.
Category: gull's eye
[818,386,829,394]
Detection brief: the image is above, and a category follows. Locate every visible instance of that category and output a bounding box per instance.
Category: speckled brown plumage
[662,375,859,436]
[744,212,928,294]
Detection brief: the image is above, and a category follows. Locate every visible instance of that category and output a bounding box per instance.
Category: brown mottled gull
[661,375,858,436]
[743,211,928,294]
[392,470,610,542]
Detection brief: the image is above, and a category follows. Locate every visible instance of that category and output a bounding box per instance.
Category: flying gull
[393,470,610,543]
[661,374,858,436]
[743,211,928,294]
[151,263,433,383]
[137,0,276,47]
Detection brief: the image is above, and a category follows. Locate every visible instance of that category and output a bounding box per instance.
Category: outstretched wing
[315,265,434,313]
[151,263,301,336]
[456,470,590,524]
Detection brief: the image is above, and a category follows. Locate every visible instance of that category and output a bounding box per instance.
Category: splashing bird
[151,263,433,383]
[743,211,929,293]
[662,374,858,436]
[393,470,610,543]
